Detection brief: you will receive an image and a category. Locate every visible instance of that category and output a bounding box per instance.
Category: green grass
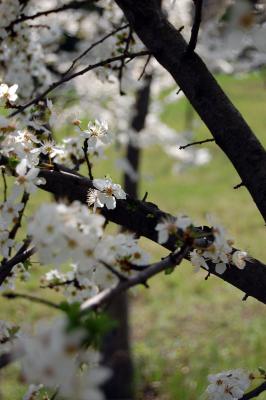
[131,71,266,399]
[1,71,266,399]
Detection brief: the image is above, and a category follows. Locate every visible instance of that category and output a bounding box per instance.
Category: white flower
[206,369,251,400]
[0,230,14,258]
[39,139,64,159]
[1,197,24,225]
[232,251,248,270]
[190,249,209,271]
[87,178,126,210]
[155,214,193,244]
[18,318,110,400]
[64,277,99,303]
[0,83,18,102]
[155,217,179,244]
[81,120,112,149]
[15,159,46,194]
[176,214,193,230]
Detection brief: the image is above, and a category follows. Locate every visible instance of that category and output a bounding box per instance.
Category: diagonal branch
[63,23,130,77]
[36,166,266,305]
[9,50,150,117]
[0,246,36,286]
[241,381,266,400]
[7,0,98,30]
[114,0,266,223]
[81,245,190,311]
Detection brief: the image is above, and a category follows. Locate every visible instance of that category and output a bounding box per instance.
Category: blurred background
[1,1,266,399]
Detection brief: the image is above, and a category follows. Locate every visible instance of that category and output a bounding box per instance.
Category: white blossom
[155,215,193,244]
[87,178,126,210]
[206,369,251,400]
[15,160,45,194]
[0,83,18,103]
[81,120,112,149]
[17,318,110,400]
[232,251,248,270]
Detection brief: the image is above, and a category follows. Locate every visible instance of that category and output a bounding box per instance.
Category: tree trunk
[102,75,152,400]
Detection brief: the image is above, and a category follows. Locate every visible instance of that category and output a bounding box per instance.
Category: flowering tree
[0,0,266,399]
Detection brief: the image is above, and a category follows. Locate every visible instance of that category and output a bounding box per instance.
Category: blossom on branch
[205,369,252,400]
[87,177,126,210]
[0,83,18,103]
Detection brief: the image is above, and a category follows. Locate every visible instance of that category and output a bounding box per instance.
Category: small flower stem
[82,139,94,180]
[1,168,7,202]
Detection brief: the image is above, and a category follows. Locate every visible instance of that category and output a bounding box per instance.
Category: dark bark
[101,292,134,400]
[114,0,266,223]
[124,74,152,198]
[38,168,266,305]
[102,75,153,400]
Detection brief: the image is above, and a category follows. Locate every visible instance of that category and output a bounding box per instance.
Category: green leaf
[165,266,175,275]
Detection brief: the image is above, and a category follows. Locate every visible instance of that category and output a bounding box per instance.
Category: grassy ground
[1,72,266,399]
[131,72,266,400]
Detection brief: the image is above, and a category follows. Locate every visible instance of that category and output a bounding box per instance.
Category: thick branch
[114,0,266,222]
[38,167,266,305]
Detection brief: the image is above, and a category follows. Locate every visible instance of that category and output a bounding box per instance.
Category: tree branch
[179,138,214,150]
[7,0,98,30]
[241,381,266,400]
[36,166,266,305]
[0,246,36,286]
[63,23,130,77]
[187,0,203,53]
[9,50,150,117]
[114,0,266,223]
[81,245,190,311]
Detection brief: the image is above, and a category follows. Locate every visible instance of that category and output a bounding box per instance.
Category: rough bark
[114,0,266,222]
[39,168,266,305]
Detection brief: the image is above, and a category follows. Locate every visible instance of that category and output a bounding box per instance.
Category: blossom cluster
[0,0,52,99]
[205,369,252,400]
[29,201,149,303]
[7,317,110,400]
[54,119,113,168]
[155,214,249,274]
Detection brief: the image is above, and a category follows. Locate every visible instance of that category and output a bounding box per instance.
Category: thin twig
[234,182,244,189]
[142,191,148,202]
[81,244,190,312]
[138,54,152,81]
[100,260,128,282]
[9,191,30,241]
[9,50,150,118]
[7,0,93,30]
[179,138,214,150]
[63,23,130,77]
[186,0,203,54]
[3,292,61,309]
